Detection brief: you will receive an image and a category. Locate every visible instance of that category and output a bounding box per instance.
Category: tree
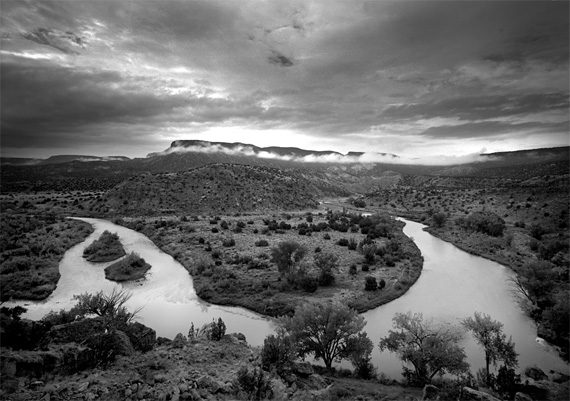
[433,212,446,228]
[261,328,297,374]
[270,241,307,283]
[314,252,338,286]
[379,311,469,385]
[462,312,518,386]
[71,288,141,326]
[280,302,368,370]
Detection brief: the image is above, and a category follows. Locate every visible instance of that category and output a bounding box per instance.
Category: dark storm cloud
[380,93,569,122]
[1,0,568,158]
[21,27,85,55]
[419,121,570,140]
[268,50,294,67]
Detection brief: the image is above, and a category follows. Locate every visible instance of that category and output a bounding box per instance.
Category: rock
[76,381,89,392]
[124,321,157,352]
[422,384,439,400]
[112,330,136,356]
[463,386,501,401]
[196,374,223,393]
[47,317,106,344]
[293,362,314,377]
[171,333,187,349]
[30,380,45,389]
[0,376,19,393]
[525,366,548,381]
[156,337,172,346]
[550,370,570,383]
[514,392,533,401]
[85,392,97,401]
[197,322,214,339]
[297,373,327,391]
[154,373,168,383]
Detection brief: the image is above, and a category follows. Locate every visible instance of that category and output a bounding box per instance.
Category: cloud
[158,141,498,166]
[21,27,85,55]
[0,0,568,159]
[268,50,294,67]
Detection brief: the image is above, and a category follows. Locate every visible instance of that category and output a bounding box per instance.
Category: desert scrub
[83,230,126,262]
[104,252,151,282]
[0,214,94,301]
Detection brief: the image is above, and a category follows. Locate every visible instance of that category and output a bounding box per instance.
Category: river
[12,217,568,379]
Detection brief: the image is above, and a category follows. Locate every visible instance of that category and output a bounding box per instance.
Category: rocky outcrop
[525,366,548,381]
[123,321,156,352]
[463,386,501,401]
[45,317,107,344]
[423,384,440,400]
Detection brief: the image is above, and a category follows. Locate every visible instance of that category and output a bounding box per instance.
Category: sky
[1,0,569,161]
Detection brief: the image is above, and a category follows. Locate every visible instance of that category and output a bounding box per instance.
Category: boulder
[156,337,172,346]
[46,318,107,345]
[123,321,156,352]
[196,374,223,394]
[524,366,548,381]
[463,387,501,401]
[423,384,440,400]
[550,370,570,383]
[171,333,187,349]
[514,392,533,401]
[0,376,19,393]
[293,362,314,377]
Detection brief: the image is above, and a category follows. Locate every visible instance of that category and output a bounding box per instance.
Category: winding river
[11,217,568,379]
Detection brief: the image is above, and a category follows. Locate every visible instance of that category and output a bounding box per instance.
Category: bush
[348,238,357,250]
[255,239,269,247]
[378,278,386,290]
[364,276,377,291]
[261,331,296,374]
[323,233,331,240]
[299,275,318,293]
[210,318,226,341]
[349,264,357,275]
[222,238,236,247]
[337,238,349,246]
[235,366,272,400]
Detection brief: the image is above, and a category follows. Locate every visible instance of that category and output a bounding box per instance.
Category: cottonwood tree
[314,252,338,286]
[280,302,369,370]
[270,241,307,283]
[379,311,469,385]
[462,312,518,386]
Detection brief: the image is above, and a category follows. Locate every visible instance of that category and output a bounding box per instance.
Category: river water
[12,217,568,379]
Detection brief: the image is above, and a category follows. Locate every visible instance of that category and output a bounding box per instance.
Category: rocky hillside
[89,163,350,216]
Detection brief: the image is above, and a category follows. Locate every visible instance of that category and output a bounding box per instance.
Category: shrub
[211,227,219,233]
[323,233,331,240]
[220,221,229,229]
[255,239,269,247]
[349,264,357,275]
[299,275,318,293]
[361,264,369,272]
[235,366,272,400]
[364,276,377,291]
[348,238,357,250]
[222,238,236,247]
[337,238,349,246]
[210,317,226,341]
[378,278,386,290]
[261,331,296,374]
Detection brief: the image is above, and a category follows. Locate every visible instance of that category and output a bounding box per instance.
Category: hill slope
[90,163,350,216]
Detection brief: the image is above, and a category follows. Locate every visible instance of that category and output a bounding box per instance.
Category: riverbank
[0,213,94,302]
[116,210,423,317]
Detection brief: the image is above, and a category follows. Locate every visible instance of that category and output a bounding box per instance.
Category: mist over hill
[1,141,568,194]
